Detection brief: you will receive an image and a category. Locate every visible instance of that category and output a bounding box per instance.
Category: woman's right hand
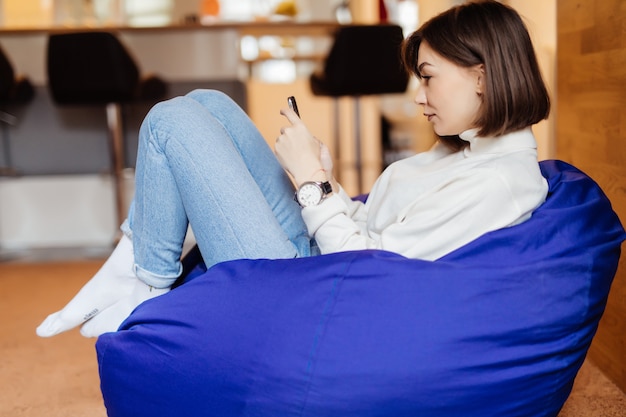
[275,107,328,186]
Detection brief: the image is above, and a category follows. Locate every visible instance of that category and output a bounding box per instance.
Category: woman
[37,0,550,338]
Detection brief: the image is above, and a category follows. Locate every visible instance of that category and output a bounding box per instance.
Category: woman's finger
[280,107,302,125]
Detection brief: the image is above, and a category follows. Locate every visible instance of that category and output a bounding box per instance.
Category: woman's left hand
[275,107,327,186]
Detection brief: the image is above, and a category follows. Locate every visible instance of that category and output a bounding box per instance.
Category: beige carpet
[1,259,624,417]
[0,260,106,417]
[560,360,626,417]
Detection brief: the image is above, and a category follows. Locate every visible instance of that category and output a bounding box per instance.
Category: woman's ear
[474,64,485,95]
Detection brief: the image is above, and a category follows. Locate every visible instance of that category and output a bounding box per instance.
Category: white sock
[36,235,137,337]
[79,280,170,338]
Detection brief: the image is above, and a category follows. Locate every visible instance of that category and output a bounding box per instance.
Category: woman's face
[414,41,484,136]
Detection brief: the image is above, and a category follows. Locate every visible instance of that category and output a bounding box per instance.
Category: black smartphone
[287,96,300,117]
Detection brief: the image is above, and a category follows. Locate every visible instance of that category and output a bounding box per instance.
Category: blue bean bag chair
[96,160,625,417]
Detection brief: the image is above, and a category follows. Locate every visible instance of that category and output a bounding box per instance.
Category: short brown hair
[402,0,550,138]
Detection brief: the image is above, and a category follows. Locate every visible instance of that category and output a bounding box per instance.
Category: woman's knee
[186,89,239,112]
[142,97,175,127]
[145,90,238,128]
[148,95,192,118]
[186,88,229,102]
[139,96,198,149]
[143,96,201,132]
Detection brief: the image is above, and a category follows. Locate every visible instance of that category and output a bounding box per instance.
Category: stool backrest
[0,46,16,101]
[0,45,34,105]
[317,24,409,96]
[47,32,140,105]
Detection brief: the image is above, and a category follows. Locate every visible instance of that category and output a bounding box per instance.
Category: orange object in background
[200,0,220,21]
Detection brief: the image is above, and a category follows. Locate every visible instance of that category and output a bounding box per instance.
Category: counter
[0,20,389,251]
[0,21,340,83]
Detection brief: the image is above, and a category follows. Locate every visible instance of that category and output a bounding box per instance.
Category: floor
[0,259,106,417]
[1,254,625,417]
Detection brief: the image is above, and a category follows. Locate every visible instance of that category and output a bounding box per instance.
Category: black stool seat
[310,24,408,193]
[0,46,34,105]
[310,24,408,97]
[47,31,166,105]
[0,45,34,176]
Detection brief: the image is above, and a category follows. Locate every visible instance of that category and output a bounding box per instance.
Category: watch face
[297,183,323,207]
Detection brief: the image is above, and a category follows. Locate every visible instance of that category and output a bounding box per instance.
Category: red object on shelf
[379,0,388,22]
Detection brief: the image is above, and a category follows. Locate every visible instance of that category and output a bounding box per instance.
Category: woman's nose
[414,83,426,106]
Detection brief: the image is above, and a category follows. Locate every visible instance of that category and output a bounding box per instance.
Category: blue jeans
[122,89,317,288]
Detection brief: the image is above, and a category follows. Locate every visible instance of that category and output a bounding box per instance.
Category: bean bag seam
[298,254,355,416]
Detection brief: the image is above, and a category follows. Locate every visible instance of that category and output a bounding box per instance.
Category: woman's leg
[183,88,315,259]
[129,89,312,287]
[79,90,312,336]
[39,89,312,337]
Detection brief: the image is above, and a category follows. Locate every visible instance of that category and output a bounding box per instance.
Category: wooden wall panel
[557,0,626,392]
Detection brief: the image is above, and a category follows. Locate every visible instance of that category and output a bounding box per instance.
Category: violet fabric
[96,160,625,417]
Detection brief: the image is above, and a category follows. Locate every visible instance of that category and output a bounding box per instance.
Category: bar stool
[310,24,408,193]
[0,44,34,176]
[47,31,167,228]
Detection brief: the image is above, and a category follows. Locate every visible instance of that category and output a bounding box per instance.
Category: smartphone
[287,96,300,118]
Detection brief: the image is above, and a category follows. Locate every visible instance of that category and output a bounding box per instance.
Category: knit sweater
[302,127,548,260]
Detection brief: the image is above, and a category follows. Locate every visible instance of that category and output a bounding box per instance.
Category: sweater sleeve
[301,185,367,240]
[301,166,546,260]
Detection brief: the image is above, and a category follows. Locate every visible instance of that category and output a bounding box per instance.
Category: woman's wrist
[296,167,327,187]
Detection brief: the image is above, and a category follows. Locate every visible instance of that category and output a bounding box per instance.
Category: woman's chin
[433,127,453,137]
[432,125,462,138]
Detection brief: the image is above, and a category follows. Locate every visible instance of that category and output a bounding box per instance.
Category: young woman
[37,0,550,338]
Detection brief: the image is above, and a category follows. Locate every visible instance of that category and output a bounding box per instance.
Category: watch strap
[320,181,333,195]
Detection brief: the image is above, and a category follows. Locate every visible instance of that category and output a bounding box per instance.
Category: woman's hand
[275,107,329,186]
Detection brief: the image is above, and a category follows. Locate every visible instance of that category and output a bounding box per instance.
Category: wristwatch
[295,181,333,207]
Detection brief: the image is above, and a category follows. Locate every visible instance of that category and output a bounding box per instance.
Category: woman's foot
[80,281,170,337]
[36,235,137,337]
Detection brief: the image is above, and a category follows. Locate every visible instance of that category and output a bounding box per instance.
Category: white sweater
[302,127,548,261]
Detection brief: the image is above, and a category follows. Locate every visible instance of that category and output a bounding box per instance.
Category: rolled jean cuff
[133,263,182,289]
[120,219,133,240]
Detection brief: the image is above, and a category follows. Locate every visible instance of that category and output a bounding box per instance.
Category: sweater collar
[459,127,538,156]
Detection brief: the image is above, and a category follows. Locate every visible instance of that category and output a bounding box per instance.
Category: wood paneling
[557,0,626,392]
